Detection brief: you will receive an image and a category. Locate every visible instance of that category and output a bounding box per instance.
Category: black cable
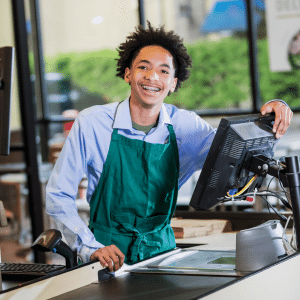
[260,190,293,210]
[222,191,286,203]
[260,195,287,222]
[220,190,292,212]
[265,158,287,195]
[266,201,272,214]
[266,175,275,191]
[263,158,292,210]
[277,156,290,199]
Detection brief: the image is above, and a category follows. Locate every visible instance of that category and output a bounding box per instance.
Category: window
[257,3,300,109]
[144,0,253,112]
[36,0,139,139]
[39,0,138,113]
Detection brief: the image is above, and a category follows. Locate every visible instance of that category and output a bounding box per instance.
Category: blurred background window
[145,0,255,112]
[31,0,257,123]
[26,0,299,126]
[28,0,138,140]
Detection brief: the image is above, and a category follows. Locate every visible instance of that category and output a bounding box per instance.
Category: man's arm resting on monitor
[260,99,293,139]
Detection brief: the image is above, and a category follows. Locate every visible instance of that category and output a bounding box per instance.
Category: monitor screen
[0,46,13,156]
[190,113,277,210]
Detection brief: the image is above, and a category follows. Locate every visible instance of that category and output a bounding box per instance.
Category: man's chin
[130,93,165,109]
[139,100,161,109]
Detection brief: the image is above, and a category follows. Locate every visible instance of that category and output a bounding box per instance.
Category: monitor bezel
[189,113,276,210]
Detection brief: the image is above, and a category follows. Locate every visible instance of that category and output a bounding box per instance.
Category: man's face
[124,45,178,109]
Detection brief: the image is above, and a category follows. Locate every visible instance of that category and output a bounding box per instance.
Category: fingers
[272,105,283,137]
[260,101,293,139]
[275,105,287,138]
[273,104,292,138]
[90,245,125,272]
[260,103,273,115]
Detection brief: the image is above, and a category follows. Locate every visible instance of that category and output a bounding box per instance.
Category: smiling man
[124,45,177,115]
[46,23,293,272]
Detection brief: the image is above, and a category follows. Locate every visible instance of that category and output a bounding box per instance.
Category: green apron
[89,115,179,264]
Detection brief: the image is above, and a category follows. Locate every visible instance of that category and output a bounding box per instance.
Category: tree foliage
[45,37,300,110]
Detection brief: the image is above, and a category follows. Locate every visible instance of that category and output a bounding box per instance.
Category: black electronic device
[190,113,276,210]
[0,46,13,156]
[0,262,65,281]
[189,112,300,250]
[31,229,77,269]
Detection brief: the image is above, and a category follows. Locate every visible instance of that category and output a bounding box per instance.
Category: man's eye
[162,70,169,74]
[138,66,147,70]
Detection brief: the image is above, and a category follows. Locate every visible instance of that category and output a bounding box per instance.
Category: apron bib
[89,114,179,264]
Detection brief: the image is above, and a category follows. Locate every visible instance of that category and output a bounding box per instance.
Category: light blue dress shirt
[46,97,215,262]
[46,98,286,262]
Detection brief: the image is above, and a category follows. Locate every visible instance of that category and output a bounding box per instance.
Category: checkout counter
[1,115,300,299]
[1,231,300,300]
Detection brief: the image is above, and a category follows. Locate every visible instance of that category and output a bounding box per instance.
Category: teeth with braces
[141,85,160,92]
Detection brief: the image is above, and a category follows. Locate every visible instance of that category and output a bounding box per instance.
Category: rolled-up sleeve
[46,115,104,263]
[171,108,216,188]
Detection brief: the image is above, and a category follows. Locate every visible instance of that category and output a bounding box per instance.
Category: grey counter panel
[50,273,235,300]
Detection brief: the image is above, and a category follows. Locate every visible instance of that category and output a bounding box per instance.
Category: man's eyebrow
[139,59,150,64]
[138,60,171,69]
[161,63,171,69]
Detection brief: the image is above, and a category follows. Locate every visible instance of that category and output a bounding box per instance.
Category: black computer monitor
[190,113,277,210]
[0,46,13,156]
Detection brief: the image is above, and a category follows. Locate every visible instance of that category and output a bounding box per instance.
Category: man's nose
[145,69,159,80]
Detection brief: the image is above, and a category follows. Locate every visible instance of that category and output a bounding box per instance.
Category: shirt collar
[113,97,172,130]
[113,97,132,130]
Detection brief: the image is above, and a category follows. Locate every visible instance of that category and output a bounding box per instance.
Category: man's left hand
[261,101,293,139]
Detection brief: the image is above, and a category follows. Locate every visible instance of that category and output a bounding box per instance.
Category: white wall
[0,0,211,132]
[39,0,140,56]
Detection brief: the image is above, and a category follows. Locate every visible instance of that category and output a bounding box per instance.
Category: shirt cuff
[265,99,289,107]
[78,244,103,263]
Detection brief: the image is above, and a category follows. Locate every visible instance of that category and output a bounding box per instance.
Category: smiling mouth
[141,84,161,92]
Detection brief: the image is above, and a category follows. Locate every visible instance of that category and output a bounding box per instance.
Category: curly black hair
[116,22,192,92]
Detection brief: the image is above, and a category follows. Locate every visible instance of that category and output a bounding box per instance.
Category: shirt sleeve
[176,110,216,188]
[265,99,289,107]
[177,99,290,189]
[46,114,104,263]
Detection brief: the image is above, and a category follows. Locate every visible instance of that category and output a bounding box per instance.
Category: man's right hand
[90,245,125,272]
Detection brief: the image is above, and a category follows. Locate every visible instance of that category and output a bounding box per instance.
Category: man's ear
[170,78,178,93]
[124,67,131,84]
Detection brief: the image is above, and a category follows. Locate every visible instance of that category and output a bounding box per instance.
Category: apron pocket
[111,213,168,233]
[135,214,168,233]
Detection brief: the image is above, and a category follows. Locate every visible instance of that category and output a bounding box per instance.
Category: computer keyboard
[0,262,65,280]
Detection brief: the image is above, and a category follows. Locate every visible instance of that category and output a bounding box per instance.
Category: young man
[46,23,292,272]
